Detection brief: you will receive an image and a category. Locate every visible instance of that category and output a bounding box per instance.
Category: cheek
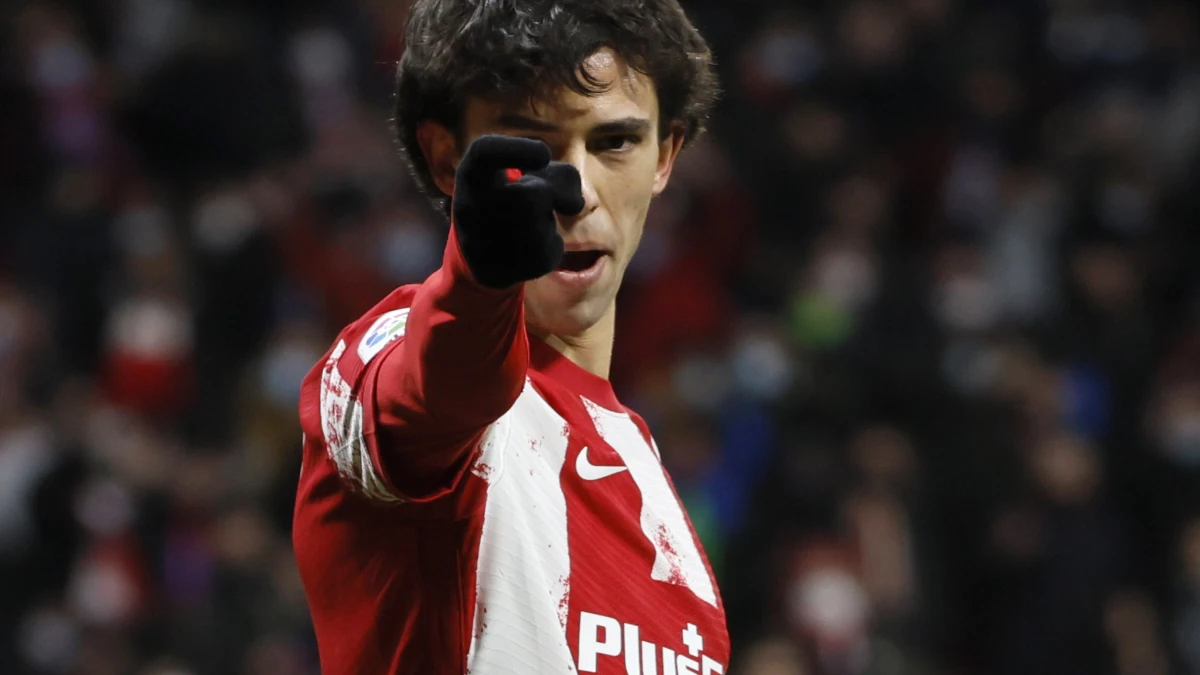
[603,157,658,255]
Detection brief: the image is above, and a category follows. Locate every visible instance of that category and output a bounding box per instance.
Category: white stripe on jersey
[466,380,578,673]
[582,398,717,607]
[319,339,402,503]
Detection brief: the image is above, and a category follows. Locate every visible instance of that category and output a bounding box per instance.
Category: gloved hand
[451,135,585,289]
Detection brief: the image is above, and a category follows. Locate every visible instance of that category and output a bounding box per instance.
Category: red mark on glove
[504,168,523,183]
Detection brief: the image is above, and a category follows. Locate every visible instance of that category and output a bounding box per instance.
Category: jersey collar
[528,336,623,411]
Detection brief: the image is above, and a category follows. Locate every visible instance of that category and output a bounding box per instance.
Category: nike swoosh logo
[575,446,628,481]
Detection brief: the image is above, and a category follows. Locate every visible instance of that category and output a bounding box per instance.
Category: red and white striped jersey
[293,229,729,675]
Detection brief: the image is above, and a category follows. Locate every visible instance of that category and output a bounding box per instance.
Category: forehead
[465,49,658,128]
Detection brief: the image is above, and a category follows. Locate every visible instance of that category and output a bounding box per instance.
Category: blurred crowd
[1,0,1199,674]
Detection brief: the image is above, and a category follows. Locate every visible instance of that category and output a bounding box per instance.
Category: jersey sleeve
[299,227,528,504]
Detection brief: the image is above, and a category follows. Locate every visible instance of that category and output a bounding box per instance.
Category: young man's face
[430,48,685,337]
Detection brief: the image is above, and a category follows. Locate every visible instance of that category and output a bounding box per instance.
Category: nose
[560,146,600,218]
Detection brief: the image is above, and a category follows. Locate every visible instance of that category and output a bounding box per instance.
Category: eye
[592,134,640,153]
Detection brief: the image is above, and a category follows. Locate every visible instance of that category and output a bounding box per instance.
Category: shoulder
[619,406,661,461]
[317,285,421,373]
[298,285,421,430]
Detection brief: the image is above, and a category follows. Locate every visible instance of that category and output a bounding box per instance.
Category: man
[293,0,727,672]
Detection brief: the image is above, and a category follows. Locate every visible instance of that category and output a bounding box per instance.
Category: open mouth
[557,250,605,272]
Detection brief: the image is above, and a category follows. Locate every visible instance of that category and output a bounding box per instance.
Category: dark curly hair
[393,0,719,211]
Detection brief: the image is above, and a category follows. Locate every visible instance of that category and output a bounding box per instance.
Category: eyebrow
[495,113,559,132]
[495,113,653,136]
[593,118,653,136]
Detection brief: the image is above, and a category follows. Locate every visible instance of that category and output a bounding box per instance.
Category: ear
[651,122,687,196]
[417,120,459,197]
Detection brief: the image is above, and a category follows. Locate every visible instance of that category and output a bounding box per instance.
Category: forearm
[374,226,529,440]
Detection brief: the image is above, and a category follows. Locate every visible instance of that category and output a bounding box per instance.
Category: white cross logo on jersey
[682,624,704,657]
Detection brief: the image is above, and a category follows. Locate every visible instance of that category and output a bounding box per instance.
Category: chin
[524,284,613,338]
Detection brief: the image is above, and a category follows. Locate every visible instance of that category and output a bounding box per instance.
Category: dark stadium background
[2,0,1199,673]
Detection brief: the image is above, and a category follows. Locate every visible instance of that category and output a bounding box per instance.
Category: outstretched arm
[362,136,584,500]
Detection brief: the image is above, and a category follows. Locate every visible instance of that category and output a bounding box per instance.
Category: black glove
[451,135,585,289]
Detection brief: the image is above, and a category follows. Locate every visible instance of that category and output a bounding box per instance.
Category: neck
[528,304,616,379]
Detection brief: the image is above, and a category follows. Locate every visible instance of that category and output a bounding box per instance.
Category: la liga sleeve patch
[358,309,411,365]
